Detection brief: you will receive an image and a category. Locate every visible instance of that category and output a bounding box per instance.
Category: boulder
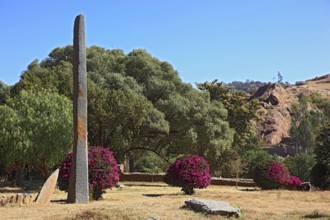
[185,198,240,218]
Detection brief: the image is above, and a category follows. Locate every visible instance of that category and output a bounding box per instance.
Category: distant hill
[225,80,268,94]
[287,74,330,102]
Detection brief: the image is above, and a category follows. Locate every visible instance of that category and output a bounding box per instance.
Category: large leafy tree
[0,90,72,184]
[197,80,260,151]
[6,46,235,174]
[0,81,10,104]
[119,50,234,172]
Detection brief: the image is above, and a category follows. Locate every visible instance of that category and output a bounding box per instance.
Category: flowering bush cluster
[58,146,119,200]
[254,160,302,190]
[286,176,302,190]
[164,155,211,195]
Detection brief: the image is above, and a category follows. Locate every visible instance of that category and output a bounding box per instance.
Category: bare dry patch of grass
[0,182,329,219]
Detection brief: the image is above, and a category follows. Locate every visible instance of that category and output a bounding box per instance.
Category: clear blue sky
[1,0,330,86]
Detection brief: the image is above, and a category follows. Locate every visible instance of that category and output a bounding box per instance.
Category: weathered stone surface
[35,169,59,204]
[0,193,32,206]
[250,83,292,145]
[185,198,240,218]
[16,193,23,204]
[23,193,32,204]
[67,14,89,203]
[0,196,7,206]
[9,195,15,203]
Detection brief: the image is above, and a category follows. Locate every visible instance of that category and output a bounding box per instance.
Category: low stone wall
[211,177,255,187]
[0,193,33,206]
[119,172,165,182]
[119,172,256,187]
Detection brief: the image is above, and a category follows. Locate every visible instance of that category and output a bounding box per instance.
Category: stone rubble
[0,193,32,206]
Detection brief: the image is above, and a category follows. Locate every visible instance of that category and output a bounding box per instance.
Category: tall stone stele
[67,14,89,203]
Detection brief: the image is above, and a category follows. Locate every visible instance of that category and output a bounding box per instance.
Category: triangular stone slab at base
[35,169,59,204]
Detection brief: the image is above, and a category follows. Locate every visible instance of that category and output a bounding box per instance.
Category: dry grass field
[1,181,330,220]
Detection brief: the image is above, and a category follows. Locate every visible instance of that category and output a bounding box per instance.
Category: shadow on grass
[237,188,259,192]
[303,210,330,219]
[50,199,67,204]
[142,193,182,197]
[123,183,167,187]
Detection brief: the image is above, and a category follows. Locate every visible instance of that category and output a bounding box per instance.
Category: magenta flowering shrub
[254,160,290,190]
[164,155,211,195]
[58,146,119,200]
[286,175,302,190]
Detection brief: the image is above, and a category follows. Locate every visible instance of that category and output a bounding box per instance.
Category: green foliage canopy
[7,46,235,175]
[197,80,260,150]
[0,90,72,182]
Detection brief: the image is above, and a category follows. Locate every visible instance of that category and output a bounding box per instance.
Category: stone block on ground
[9,195,15,203]
[0,196,7,206]
[185,198,240,218]
[16,193,23,204]
[23,193,32,204]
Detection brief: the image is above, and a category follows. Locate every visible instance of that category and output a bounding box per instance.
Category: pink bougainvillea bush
[164,155,211,195]
[253,160,290,190]
[254,159,304,190]
[58,146,119,200]
[286,175,302,190]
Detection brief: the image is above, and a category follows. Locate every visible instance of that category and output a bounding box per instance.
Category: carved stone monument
[67,14,89,203]
[35,169,59,204]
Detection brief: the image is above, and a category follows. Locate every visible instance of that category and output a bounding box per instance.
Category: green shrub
[310,121,330,189]
[219,149,242,178]
[283,153,316,182]
[242,150,277,179]
[310,163,330,190]
[133,151,169,173]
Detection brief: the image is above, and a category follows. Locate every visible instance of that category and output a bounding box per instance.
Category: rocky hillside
[250,73,330,146]
[250,83,292,145]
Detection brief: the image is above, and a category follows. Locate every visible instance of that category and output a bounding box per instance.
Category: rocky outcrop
[249,74,330,146]
[250,83,292,145]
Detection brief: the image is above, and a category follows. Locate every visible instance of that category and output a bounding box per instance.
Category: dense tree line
[1,45,328,185]
[0,46,243,182]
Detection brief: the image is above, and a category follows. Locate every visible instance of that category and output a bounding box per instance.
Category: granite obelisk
[67,14,89,203]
